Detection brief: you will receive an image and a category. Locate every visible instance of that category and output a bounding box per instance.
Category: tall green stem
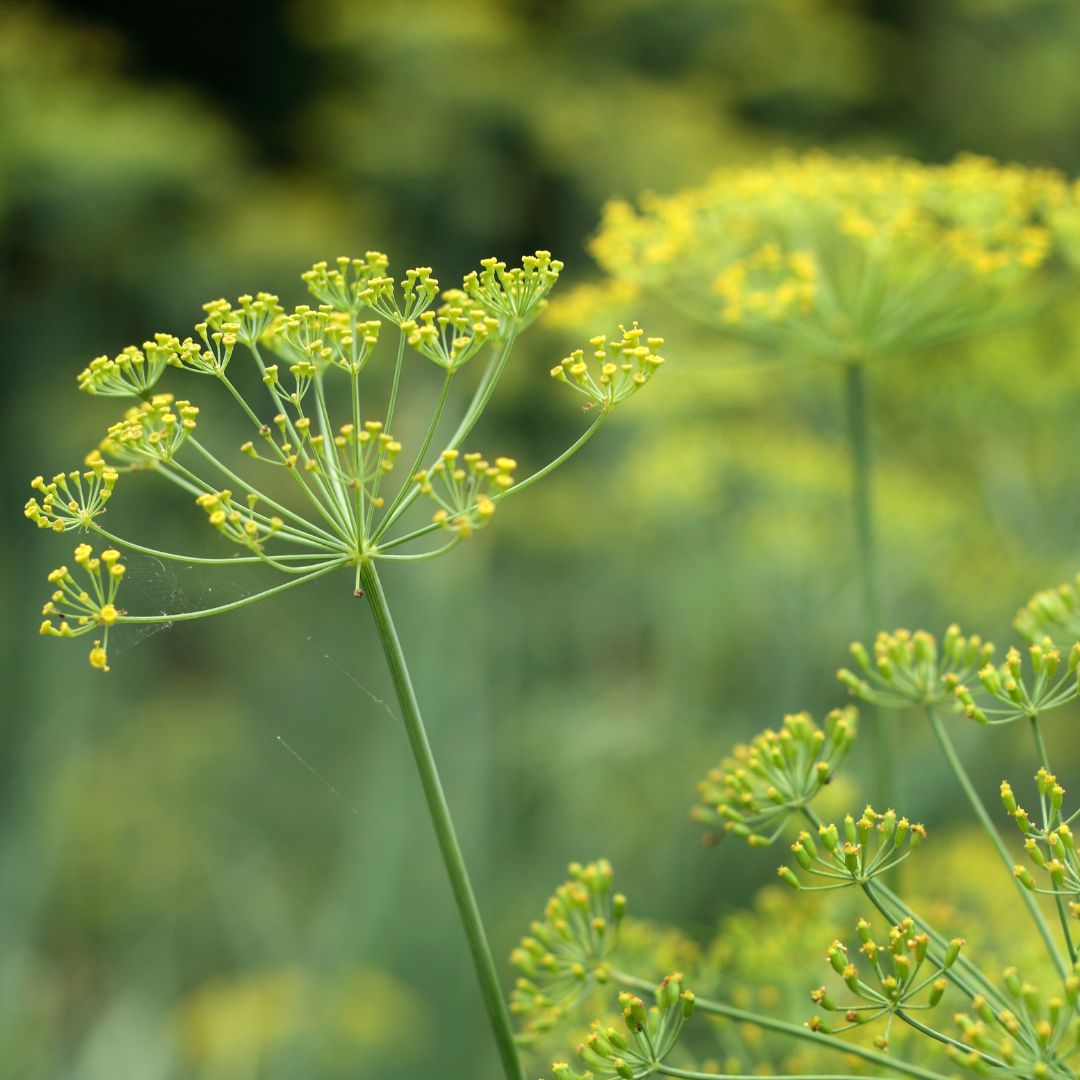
[926,706,1067,979]
[358,561,524,1080]
[843,360,894,810]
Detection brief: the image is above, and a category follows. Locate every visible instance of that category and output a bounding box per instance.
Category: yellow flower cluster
[332,420,402,507]
[1015,571,1080,644]
[809,917,959,1048]
[414,449,515,537]
[77,334,182,396]
[263,305,346,374]
[363,265,440,325]
[713,243,816,326]
[550,324,665,409]
[402,293,500,371]
[510,860,626,1045]
[838,625,995,709]
[693,708,857,847]
[463,250,564,328]
[195,490,285,552]
[953,962,1080,1077]
[101,394,199,464]
[39,544,125,672]
[25,457,118,532]
[551,974,695,1080]
[956,638,1080,727]
[1003,767,1080,909]
[301,253,392,316]
[782,807,927,891]
[587,152,1078,357]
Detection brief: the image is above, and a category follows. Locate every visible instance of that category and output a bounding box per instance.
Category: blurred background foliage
[5,0,1080,1076]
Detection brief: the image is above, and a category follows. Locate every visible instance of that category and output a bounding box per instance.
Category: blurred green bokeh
[6,1,1080,1077]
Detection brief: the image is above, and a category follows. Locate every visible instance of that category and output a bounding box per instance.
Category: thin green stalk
[612,972,951,1080]
[375,538,461,562]
[185,436,350,544]
[660,1069,876,1080]
[351,355,366,536]
[358,561,524,1080]
[926,706,1067,979]
[1029,716,1078,964]
[843,359,894,812]
[383,329,407,434]
[89,524,337,565]
[120,560,346,622]
[366,331,408,533]
[313,373,356,531]
[447,329,519,449]
[373,368,455,540]
[159,456,341,548]
[380,331,520,532]
[218,371,353,539]
[494,412,608,502]
[898,1011,1006,1069]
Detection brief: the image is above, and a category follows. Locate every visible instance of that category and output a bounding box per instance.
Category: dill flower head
[549,973,695,1080]
[780,806,926,891]
[838,625,994,709]
[587,152,1079,359]
[1004,767,1080,906]
[101,394,200,464]
[27,251,665,672]
[550,323,665,410]
[39,544,125,672]
[414,450,516,537]
[952,963,1080,1078]
[954,638,1080,726]
[692,708,857,847]
[510,860,626,1043]
[25,457,118,532]
[809,917,961,1049]
[1016,571,1080,644]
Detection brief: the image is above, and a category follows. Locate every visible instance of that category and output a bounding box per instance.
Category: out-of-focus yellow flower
[584,152,1080,358]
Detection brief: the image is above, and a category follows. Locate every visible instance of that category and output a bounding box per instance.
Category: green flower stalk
[25,250,665,1080]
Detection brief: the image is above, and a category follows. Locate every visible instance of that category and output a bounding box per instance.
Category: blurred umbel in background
[6,1,1080,1077]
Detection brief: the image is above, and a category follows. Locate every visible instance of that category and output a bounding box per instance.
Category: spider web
[107,554,399,813]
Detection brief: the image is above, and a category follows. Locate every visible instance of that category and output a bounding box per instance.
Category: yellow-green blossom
[584,152,1078,358]
[39,544,125,672]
